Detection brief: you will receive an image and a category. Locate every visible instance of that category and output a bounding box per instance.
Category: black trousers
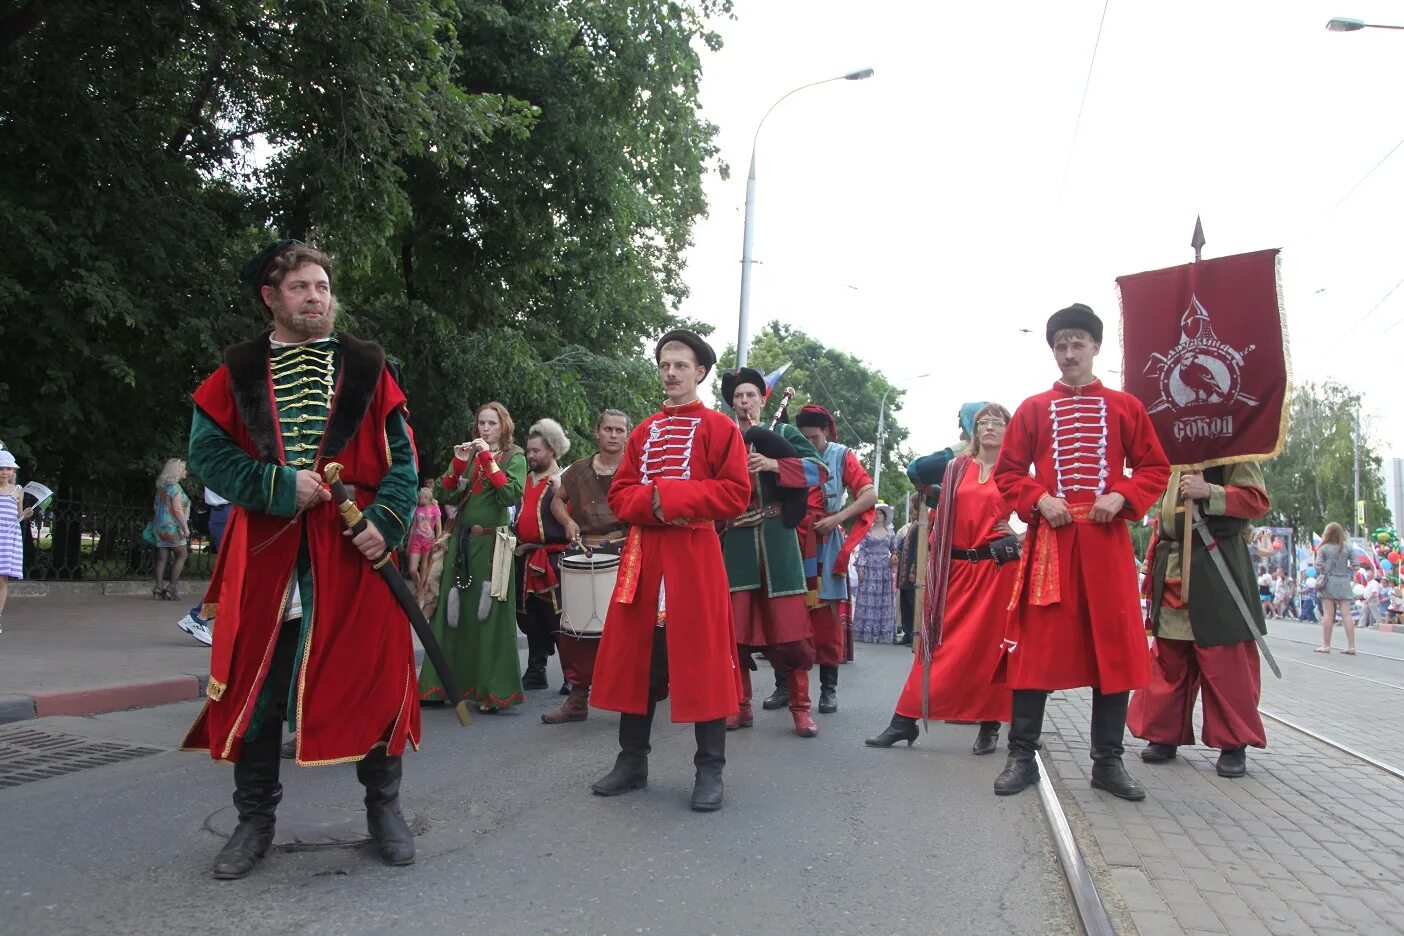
[898,589,915,641]
[518,594,559,664]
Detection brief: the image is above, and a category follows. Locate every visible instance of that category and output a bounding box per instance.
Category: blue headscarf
[957,401,989,439]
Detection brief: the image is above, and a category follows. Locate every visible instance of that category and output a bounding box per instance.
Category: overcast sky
[677,0,1404,464]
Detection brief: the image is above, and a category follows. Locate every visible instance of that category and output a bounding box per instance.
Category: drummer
[542,409,631,725]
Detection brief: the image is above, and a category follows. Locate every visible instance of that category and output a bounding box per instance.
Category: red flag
[1117,248,1290,469]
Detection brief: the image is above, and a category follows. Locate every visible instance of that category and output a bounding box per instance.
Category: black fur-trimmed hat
[1045,303,1103,347]
[721,367,767,403]
[654,329,717,377]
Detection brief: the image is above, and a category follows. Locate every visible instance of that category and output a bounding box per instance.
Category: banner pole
[1180,217,1206,601]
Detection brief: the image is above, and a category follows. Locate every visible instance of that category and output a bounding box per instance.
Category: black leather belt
[951,545,997,562]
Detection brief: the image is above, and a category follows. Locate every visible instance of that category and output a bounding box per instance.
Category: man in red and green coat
[720,368,828,738]
[182,241,421,879]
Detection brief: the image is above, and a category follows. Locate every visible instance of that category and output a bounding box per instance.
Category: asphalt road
[0,644,1076,936]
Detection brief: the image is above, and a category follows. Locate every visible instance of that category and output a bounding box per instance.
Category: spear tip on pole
[1191,216,1206,262]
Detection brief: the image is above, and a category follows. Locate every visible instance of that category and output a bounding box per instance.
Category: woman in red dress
[866,403,1018,754]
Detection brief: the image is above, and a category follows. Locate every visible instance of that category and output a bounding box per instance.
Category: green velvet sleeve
[188,409,298,517]
[495,451,527,508]
[363,408,419,549]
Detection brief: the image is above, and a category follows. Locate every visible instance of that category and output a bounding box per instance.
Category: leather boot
[212,727,282,880]
[691,718,726,812]
[788,670,818,738]
[994,690,1045,796]
[1216,746,1247,778]
[1140,742,1178,763]
[356,747,416,866]
[726,668,754,730]
[1089,689,1145,801]
[591,703,653,796]
[522,645,549,690]
[817,664,838,714]
[761,670,789,710]
[866,713,919,748]
[972,721,1000,756]
[541,684,589,724]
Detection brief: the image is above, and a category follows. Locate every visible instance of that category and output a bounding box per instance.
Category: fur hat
[1045,303,1103,346]
[795,403,838,440]
[527,418,570,458]
[654,329,717,377]
[721,367,767,403]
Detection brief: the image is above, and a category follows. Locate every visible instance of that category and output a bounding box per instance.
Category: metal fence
[20,499,217,582]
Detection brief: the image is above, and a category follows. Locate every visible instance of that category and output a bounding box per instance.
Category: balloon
[1272,538,1284,551]
[1306,567,1317,577]
[1378,532,1392,544]
[1391,551,1402,563]
[1384,559,1395,572]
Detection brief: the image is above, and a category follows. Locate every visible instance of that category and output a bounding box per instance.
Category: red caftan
[590,399,751,723]
[993,380,1170,694]
[894,467,1016,723]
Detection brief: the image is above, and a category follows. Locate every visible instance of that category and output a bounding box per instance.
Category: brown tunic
[560,455,623,541]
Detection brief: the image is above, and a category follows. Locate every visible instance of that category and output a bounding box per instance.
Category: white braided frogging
[1048,397,1108,498]
[640,415,701,483]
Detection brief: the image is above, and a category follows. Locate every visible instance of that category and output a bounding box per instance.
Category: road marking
[1258,709,1404,782]
[1276,656,1404,691]
[1033,752,1117,936]
[1266,633,1404,663]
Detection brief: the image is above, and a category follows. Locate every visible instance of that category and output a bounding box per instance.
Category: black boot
[691,718,726,812]
[761,670,789,710]
[356,747,416,866]
[972,721,1001,756]
[994,691,1045,796]
[522,639,549,690]
[1089,689,1145,801]
[865,713,919,748]
[591,704,653,796]
[817,665,838,714]
[1140,742,1178,763]
[1216,746,1247,778]
[212,728,282,880]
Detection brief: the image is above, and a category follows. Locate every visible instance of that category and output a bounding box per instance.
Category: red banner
[1117,248,1290,468]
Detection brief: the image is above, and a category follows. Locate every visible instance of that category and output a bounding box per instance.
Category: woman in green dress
[418,402,527,713]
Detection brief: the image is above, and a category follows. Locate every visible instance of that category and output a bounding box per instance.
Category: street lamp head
[843,68,875,80]
[1326,17,1367,31]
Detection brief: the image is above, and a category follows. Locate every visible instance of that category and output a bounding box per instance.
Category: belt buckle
[960,547,978,562]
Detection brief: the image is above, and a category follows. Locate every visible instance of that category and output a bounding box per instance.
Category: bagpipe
[734,387,807,530]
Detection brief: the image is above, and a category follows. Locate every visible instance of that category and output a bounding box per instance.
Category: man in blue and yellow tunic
[182,241,421,879]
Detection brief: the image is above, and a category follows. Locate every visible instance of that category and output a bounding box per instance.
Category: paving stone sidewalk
[1042,680,1404,936]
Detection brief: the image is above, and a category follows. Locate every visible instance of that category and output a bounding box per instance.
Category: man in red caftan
[993,303,1170,801]
[791,404,877,715]
[1128,463,1270,778]
[183,241,421,878]
[589,329,751,812]
[514,418,577,692]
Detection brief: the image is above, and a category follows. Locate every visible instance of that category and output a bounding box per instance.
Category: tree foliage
[0,0,729,496]
[716,321,913,508]
[1261,380,1391,538]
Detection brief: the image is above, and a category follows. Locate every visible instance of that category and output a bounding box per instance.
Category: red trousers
[557,634,599,688]
[811,603,845,666]
[1127,638,1266,750]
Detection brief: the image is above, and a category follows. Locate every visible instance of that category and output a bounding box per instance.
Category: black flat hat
[240,239,304,290]
[721,367,767,403]
[654,329,717,375]
[1045,303,1103,346]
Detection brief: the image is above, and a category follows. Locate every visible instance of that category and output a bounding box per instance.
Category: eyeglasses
[976,418,1007,429]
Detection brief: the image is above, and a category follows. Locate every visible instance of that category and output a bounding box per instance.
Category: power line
[1324,273,1404,352]
[1331,131,1404,212]
[1057,0,1112,204]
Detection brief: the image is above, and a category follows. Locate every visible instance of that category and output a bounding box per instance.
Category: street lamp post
[872,373,929,500]
[1326,17,1404,31]
[735,68,874,368]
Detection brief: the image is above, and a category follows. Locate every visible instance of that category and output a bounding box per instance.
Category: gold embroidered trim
[218,583,292,760]
[370,503,406,536]
[206,677,227,701]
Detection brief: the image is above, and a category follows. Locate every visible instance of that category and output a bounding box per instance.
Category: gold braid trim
[206,677,227,701]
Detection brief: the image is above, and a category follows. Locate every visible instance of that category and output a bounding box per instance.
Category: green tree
[1261,380,1391,540]
[0,0,729,497]
[716,321,913,509]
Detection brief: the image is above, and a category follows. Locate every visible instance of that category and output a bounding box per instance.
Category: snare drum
[559,548,620,639]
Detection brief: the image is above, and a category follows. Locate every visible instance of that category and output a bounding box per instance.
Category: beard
[270,295,338,340]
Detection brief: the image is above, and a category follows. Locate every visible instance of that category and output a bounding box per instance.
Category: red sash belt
[1008,502,1095,610]
[615,520,713,605]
